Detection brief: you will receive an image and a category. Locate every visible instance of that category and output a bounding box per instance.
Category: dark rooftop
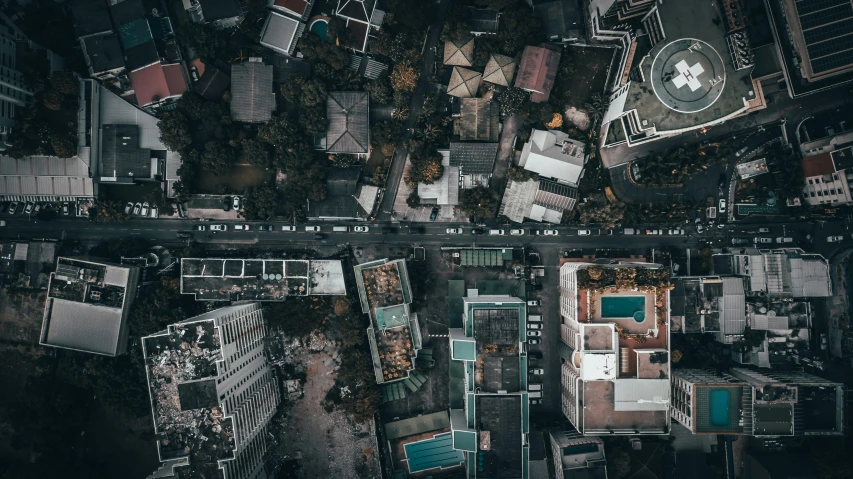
[449,141,499,174]
[336,0,375,23]
[326,91,370,153]
[82,34,125,74]
[110,0,146,27]
[198,0,242,22]
[71,0,114,39]
[476,395,523,478]
[533,0,581,40]
[455,98,500,142]
[467,7,499,33]
[195,66,231,101]
[101,124,152,178]
[124,40,160,72]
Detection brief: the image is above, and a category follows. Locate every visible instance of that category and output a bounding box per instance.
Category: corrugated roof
[467,7,499,33]
[789,255,831,297]
[129,63,175,107]
[82,34,125,74]
[326,91,370,153]
[0,156,94,197]
[43,299,125,356]
[498,178,538,223]
[720,277,746,335]
[384,411,450,440]
[449,142,499,173]
[456,98,500,141]
[230,61,276,122]
[801,152,835,177]
[260,11,306,56]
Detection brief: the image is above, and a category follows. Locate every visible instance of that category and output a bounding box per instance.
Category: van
[776,237,793,243]
[528,383,542,391]
[488,229,505,236]
[528,315,542,323]
[333,226,349,232]
[528,391,542,399]
[623,228,638,235]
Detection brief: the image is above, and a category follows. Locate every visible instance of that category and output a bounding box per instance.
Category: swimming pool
[710,389,730,427]
[600,296,646,322]
[309,19,331,43]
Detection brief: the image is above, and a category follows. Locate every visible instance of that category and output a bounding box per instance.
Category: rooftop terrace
[142,319,235,464]
[180,258,345,300]
[581,380,670,433]
[354,259,412,315]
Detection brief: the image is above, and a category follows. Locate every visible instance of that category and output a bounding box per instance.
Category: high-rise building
[559,260,672,435]
[0,23,36,144]
[142,303,280,479]
[672,368,845,437]
[549,431,608,479]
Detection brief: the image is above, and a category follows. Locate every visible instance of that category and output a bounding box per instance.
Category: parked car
[529,368,544,375]
[33,204,41,214]
[471,228,485,235]
[133,202,142,215]
[61,203,70,215]
[257,225,273,231]
[646,229,662,235]
[234,224,251,231]
[141,202,150,216]
[776,237,793,243]
[732,238,749,245]
[528,323,542,330]
[23,202,34,214]
[696,224,704,233]
[7,202,17,214]
[150,205,159,218]
[754,237,772,244]
[718,198,727,213]
[429,207,440,221]
[541,229,559,236]
[827,235,844,242]
[527,330,542,337]
[820,333,828,350]
[528,351,543,359]
[124,202,133,214]
[528,338,541,345]
[446,228,462,234]
[194,225,207,231]
[222,197,231,211]
[510,229,525,236]
[527,300,540,306]
[176,232,192,239]
[305,226,321,232]
[350,226,367,232]
[529,398,542,405]
[668,229,684,235]
[735,146,749,157]
[488,229,505,236]
[232,196,241,210]
[623,228,639,235]
[758,227,770,233]
[281,226,296,231]
[210,224,227,231]
[577,229,591,236]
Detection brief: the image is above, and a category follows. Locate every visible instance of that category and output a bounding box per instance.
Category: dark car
[176,232,192,239]
[313,233,326,240]
[528,352,543,359]
[258,225,273,231]
[429,207,440,221]
[472,228,485,235]
[223,197,231,211]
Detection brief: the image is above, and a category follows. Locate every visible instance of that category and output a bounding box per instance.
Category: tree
[298,105,327,134]
[93,200,127,223]
[298,33,349,70]
[330,153,358,168]
[507,167,538,182]
[326,16,350,44]
[159,110,193,152]
[243,139,272,169]
[364,76,393,104]
[172,180,193,205]
[584,93,608,125]
[371,121,404,149]
[606,447,632,479]
[280,76,327,108]
[405,141,444,186]
[407,189,421,208]
[495,3,543,55]
[576,192,628,228]
[177,23,221,60]
[240,185,279,220]
[390,62,419,93]
[459,186,499,220]
[201,141,237,176]
[333,297,352,316]
[545,113,563,129]
[50,133,76,158]
[500,87,528,118]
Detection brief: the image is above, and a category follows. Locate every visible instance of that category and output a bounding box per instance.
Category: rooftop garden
[361,263,406,310]
[376,326,414,382]
[578,266,672,328]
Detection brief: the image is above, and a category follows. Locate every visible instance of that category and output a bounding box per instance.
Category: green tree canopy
[459,186,499,220]
[201,141,237,176]
[240,185,280,220]
[242,139,272,169]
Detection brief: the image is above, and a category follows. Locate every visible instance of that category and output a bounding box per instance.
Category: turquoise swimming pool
[710,389,730,427]
[600,296,646,322]
[310,19,331,42]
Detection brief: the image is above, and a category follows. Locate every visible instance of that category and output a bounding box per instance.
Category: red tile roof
[162,64,188,97]
[273,0,308,15]
[515,46,561,103]
[129,63,170,107]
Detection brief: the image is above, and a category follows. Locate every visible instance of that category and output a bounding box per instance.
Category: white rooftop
[613,378,670,411]
[518,129,586,185]
[581,353,617,381]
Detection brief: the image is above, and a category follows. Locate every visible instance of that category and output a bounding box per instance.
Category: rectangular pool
[710,389,730,427]
[600,296,646,319]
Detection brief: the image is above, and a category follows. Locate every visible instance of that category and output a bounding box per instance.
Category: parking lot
[0,199,90,220]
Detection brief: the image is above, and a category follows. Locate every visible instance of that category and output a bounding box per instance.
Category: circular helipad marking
[650,38,726,114]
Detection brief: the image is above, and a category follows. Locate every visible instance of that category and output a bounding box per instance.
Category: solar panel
[795,0,848,16]
[812,50,853,73]
[799,4,851,29]
[803,18,853,45]
[807,34,853,59]
[794,0,853,75]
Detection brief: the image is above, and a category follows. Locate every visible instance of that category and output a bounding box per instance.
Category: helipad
[651,38,726,114]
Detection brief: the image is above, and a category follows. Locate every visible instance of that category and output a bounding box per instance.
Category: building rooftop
[270,0,314,19]
[198,0,242,22]
[40,257,139,356]
[142,318,236,464]
[124,39,160,72]
[455,98,500,142]
[71,0,114,39]
[447,67,482,98]
[730,249,831,297]
[230,60,276,123]
[354,258,413,316]
[326,91,370,154]
[736,158,770,179]
[82,33,125,75]
[533,0,581,41]
[444,38,475,67]
[100,124,152,179]
[449,141,499,174]
[467,7,499,34]
[802,153,836,177]
[515,46,560,103]
[418,155,459,206]
[180,258,345,300]
[518,129,586,185]
[337,0,375,23]
[195,66,231,101]
[0,155,94,198]
[260,11,306,56]
[128,62,188,107]
[476,395,524,478]
[482,53,516,87]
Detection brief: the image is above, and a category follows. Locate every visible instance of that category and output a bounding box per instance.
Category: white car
[305,226,321,232]
[446,228,462,234]
[719,199,727,213]
[529,398,542,405]
[527,330,542,337]
[141,202,150,216]
[529,368,544,375]
[124,202,133,214]
[510,229,525,236]
[541,229,559,236]
[282,226,296,231]
[24,202,34,214]
[527,300,539,306]
[827,235,844,243]
[232,196,241,210]
[133,202,142,215]
[528,338,541,345]
[577,229,591,236]
[354,226,369,232]
[667,229,684,235]
[488,229,505,236]
[696,224,704,234]
[234,224,251,231]
[150,205,159,218]
[528,323,542,330]
[210,224,227,231]
[754,237,772,244]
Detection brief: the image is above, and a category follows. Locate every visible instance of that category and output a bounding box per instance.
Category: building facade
[0,23,36,146]
[142,303,280,479]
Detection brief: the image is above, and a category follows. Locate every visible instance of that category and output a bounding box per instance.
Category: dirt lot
[554,45,615,124]
[0,289,45,345]
[196,163,275,194]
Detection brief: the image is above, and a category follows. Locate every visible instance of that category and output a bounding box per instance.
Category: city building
[714,248,832,298]
[531,0,582,44]
[467,7,500,36]
[559,260,672,435]
[269,0,315,21]
[444,37,475,67]
[453,98,500,142]
[180,258,346,300]
[384,411,465,476]
[70,0,114,40]
[447,283,530,478]
[334,0,378,53]
[519,129,587,186]
[482,53,516,87]
[142,303,280,478]
[447,67,483,98]
[801,149,853,206]
[549,431,607,479]
[765,0,853,97]
[80,33,126,81]
[259,11,306,57]
[353,259,423,385]
[672,368,844,437]
[39,257,140,356]
[0,23,36,143]
[230,59,276,123]
[306,166,379,220]
[515,46,561,103]
[417,152,459,208]
[449,141,499,187]
[195,0,244,28]
[595,0,765,155]
[326,91,370,154]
